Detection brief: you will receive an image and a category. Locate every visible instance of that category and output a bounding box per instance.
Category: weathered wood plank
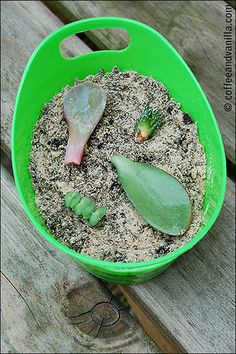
[121,178,235,353]
[1,0,91,158]
[45,0,236,165]
[1,166,159,353]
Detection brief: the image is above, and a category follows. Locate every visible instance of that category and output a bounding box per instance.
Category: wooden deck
[1,1,235,353]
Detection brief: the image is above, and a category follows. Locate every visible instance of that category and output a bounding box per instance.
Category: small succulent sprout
[89,207,107,226]
[82,201,97,220]
[64,192,106,226]
[74,196,91,216]
[135,104,164,142]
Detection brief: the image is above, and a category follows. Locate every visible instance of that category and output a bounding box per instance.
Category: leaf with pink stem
[63,82,106,165]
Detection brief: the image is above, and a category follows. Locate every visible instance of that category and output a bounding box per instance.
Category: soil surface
[29,67,206,262]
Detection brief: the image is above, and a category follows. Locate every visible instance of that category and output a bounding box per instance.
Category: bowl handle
[39,17,157,59]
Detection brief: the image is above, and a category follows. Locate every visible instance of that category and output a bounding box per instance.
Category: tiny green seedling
[135,104,164,142]
[65,192,106,226]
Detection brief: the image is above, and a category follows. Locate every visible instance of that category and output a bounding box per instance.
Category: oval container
[12,17,226,284]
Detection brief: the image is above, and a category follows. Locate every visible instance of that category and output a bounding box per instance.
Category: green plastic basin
[12,17,226,284]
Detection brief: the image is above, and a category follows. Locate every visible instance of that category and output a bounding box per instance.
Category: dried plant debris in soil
[29,67,206,263]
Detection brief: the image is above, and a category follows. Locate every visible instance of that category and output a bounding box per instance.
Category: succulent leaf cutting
[111,154,192,236]
[65,191,107,226]
[63,82,106,165]
[135,104,164,142]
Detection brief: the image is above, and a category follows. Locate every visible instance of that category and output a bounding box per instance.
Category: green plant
[135,104,164,142]
[64,82,106,165]
[112,155,192,235]
[65,192,107,226]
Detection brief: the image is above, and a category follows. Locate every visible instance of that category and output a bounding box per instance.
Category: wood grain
[122,178,235,353]
[1,0,91,158]
[120,288,185,354]
[1,166,158,353]
[45,0,236,165]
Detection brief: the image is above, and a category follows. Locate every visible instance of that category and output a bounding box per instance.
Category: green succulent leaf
[89,207,107,226]
[111,155,192,236]
[82,201,97,220]
[74,196,91,216]
[65,191,77,208]
[65,192,81,209]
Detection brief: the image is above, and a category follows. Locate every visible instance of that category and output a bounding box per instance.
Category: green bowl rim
[11,17,227,271]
